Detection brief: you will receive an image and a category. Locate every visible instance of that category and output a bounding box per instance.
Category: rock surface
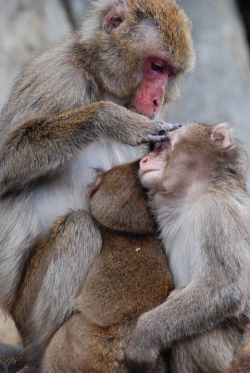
[0,0,71,109]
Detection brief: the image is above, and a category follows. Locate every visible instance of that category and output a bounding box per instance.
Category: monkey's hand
[95,101,181,146]
[124,310,162,373]
[139,121,181,144]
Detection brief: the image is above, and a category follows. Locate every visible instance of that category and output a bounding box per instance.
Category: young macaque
[0,0,195,361]
[125,122,250,373]
[37,161,174,373]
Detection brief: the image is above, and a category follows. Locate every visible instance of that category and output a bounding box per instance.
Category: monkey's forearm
[148,283,244,345]
[125,281,245,371]
[0,101,170,195]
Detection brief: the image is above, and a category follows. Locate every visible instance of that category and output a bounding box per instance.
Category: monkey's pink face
[139,138,172,191]
[128,55,178,119]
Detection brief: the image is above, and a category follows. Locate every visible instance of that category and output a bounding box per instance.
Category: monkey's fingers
[140,134,169,143]
[156,121,182,133]
[140,122,181,143]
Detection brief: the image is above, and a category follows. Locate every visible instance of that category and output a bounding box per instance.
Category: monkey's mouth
[139,164,162,179]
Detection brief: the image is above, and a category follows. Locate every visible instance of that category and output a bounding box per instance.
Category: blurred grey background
[0,0,250,345]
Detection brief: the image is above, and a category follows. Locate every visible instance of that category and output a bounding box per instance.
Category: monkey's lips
[139,164,161,177]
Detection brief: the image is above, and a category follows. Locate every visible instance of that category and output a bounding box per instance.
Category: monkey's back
[80,229,173,328]
[66,229,173,372]
[42,228,173,373]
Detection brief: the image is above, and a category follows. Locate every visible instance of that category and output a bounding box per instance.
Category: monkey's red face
[128,55,177,119]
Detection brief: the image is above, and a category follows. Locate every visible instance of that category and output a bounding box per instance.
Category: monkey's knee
[43,209,103,261]
[52,210,100,242]
[42,314,124,373]
[171,329,234,373]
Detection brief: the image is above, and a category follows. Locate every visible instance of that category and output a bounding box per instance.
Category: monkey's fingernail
[170,123,182,130]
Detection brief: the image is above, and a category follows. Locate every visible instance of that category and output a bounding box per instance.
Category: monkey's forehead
[129,0,194,67]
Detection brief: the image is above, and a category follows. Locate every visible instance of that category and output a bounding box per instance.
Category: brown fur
[125,122,250,372]
[0,0,194,364]
[40,161,174,373]
[225,323,250,373]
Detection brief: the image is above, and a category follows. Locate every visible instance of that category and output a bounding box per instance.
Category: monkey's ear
[89,175,105,198]
[102,0,128,33]
[211,122,232,149]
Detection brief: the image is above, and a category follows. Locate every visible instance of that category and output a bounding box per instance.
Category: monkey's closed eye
[151,62,166,73]
[168,70,177,78]
[149,137,170,151]
[149,143,154,151]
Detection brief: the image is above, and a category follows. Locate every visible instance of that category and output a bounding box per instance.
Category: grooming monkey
[125,122,250,373]
[28,161,173,373]
[0,0,195,362]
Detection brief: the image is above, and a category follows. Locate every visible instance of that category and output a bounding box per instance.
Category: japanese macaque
[37,161,173,373]
[0,0,195,362]
[125,122,250,373]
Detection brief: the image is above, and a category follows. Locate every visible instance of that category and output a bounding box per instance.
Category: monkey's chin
[139,169,161,189]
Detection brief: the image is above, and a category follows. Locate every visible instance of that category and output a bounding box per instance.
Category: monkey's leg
[171,327,236,373]
[42,313,126,373]
[12,210,102,364]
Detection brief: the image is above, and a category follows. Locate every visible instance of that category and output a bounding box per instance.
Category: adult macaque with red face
[125,122,250,373]
[0,0,195,363]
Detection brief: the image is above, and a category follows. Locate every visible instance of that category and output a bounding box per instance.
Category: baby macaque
[40,161,174,373]
[125,122,250,373]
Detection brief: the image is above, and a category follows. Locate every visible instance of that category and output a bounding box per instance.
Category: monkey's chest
[80,231,173,327]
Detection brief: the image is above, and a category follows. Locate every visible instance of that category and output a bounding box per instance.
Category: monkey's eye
[168,70,177,78]
[152,138,171,152]
[151,62,166,73]
[149,143,155,151]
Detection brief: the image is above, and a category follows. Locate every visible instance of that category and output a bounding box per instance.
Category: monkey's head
[79,0,195,119]
[89,161,155,234]
[139,122,248,197]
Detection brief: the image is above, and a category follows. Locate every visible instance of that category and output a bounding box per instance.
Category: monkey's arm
[0,101,175,195]
[125,209,249,371]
